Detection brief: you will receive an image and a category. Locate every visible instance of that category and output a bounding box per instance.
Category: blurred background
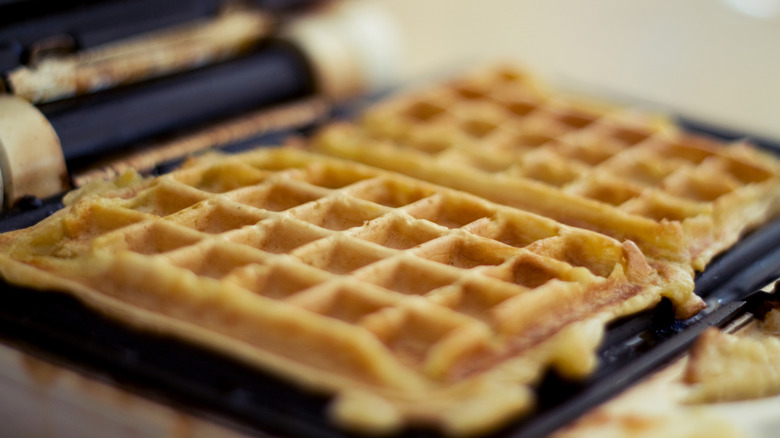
[368,0,780,142]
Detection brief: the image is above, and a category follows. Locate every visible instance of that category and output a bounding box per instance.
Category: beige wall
[368,0,780,142]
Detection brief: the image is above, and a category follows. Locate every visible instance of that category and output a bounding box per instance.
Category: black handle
[0,0,219,71]
[40,42,315,164]
[0,0,328,72]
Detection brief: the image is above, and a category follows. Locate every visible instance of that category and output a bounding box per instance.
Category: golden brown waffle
[313,65,780,270]
[684,325,780,403]
[0,147,697,435]
[555,315,780,438]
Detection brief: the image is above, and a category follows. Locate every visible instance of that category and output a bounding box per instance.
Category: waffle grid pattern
[2,65,778,436]
[317,65,780,269]
[0,148,684,434]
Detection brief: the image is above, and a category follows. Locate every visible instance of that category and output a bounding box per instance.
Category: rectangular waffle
[0,147,697,436]
[313,64,780,271]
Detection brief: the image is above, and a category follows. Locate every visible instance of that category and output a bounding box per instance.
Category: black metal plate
[0,129,779,438]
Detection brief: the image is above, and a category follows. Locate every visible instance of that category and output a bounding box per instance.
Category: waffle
[0,147,696,435]
[684,324,780,403]
[555,314,780,438]
[313,65,780,270]
[551,355,747,438]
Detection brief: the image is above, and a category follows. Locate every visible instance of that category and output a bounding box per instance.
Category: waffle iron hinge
[0,95,68,209]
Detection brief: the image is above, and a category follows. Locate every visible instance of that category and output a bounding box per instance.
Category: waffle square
[313,65,780,270]
[0,147,697,435]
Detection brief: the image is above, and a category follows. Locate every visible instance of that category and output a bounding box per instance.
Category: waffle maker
[0,1,779,437]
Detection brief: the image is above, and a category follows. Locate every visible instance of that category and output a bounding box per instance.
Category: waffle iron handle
[45,2,398,164]
[0,2,399,208]
[43,42,317,164]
